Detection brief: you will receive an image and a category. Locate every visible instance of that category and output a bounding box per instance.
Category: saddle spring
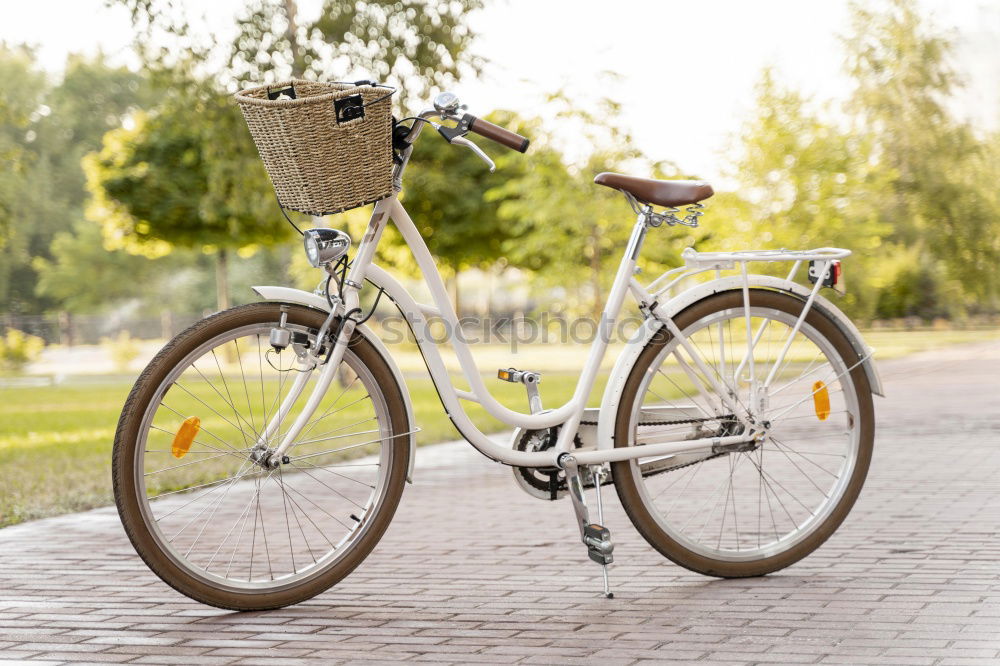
[647,203,704,228]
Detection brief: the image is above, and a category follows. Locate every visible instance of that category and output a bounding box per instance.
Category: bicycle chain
[577,414,737,474]
[516,414,741,498]
[578,415,736,427]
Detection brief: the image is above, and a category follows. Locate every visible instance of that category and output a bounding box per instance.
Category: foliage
[32,217,165,313]
[84,87,288,256]
[0,45,44,245]
[0,47,149,315]
[706,0,1000,321]
[0,328,44,373]
[708,69,891,319]
[83,0,487,311]
[82,82,293,309]
[84,101,285,255]
[6,0,1000,326]
[489,96,700,319]
[0,45,48,309]
[113,0,484,110]
[843,0,1000,312]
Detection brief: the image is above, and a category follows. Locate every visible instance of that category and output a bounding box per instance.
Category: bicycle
[113,89,882,610]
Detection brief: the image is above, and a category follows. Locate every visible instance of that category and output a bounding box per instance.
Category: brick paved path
[1,341,1000,665]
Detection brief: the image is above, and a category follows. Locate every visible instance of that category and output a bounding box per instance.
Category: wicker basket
[236,79,395,216]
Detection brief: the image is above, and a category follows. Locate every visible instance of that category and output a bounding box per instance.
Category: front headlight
[302,228,351,268]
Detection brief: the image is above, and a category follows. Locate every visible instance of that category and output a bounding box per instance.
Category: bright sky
[4,0,998,185]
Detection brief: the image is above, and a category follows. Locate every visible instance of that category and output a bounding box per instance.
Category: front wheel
[112,303,411,610]
[612,289,874,578]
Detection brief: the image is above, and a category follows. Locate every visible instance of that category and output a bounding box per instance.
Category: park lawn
[0,372,594,528]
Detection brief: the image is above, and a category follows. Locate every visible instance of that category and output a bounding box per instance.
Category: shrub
[0,329,45,373]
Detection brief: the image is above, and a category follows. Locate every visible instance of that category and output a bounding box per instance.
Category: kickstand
[560,454,614,599]
[594,465,613,599]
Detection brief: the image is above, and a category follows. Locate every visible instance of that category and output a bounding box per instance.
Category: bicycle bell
[433,91,461,116]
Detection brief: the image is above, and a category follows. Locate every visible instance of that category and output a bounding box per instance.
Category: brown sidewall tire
[112,303,411,610]
[611,289,874,578]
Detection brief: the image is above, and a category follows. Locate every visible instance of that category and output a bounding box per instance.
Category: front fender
[596,275,884,451]
[250,285,417,482]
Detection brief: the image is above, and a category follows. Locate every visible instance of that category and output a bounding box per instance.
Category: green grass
[0,372,594,528]
[0,326,996,528]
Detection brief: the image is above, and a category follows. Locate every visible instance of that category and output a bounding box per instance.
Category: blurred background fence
[0,311,199,346]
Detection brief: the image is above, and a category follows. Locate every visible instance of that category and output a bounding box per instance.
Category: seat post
[624,206,650,262]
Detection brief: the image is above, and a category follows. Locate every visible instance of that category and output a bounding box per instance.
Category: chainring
[511,427,580,500]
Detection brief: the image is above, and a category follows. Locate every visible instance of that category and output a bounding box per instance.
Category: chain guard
[512,415,739,500]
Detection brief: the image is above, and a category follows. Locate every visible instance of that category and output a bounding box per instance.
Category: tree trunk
[160,310,174,340]
[216,249,230,312]
[58,311,74,347]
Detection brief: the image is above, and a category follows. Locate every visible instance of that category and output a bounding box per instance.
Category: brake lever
[434,121,496,172]
[451,135,496,172]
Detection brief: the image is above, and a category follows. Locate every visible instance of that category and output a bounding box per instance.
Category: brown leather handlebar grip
[468,116,530,153]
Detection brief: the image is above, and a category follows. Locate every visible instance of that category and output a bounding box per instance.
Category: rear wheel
[113,303,411,609]
[612,289,874,578]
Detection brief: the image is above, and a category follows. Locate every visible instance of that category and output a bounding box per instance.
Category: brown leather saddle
[594,172,714,208]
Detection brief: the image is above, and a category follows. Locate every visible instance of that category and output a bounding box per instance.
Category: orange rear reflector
[812,381,830,421]
[171,416,201,459]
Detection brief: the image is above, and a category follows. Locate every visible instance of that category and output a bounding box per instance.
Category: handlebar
[467,116,530,153]
[395,98,530,182]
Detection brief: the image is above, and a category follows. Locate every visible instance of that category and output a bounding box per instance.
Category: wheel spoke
[125,313,399,597]
[627,297,866,563]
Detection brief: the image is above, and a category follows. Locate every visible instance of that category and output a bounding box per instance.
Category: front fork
[251,202,391,468]
[251,289,360,468]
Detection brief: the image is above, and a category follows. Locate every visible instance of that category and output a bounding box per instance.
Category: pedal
[583,523,614,565]
[498,368,542,413]
[497,367,540,383]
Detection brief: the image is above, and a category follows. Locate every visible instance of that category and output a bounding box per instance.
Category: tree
[115,0,484,108]
[93,0,488,311]
[709,69,891,319]
[83,90,289,311]
[0,45,47,310]
[33,218,169,313]
[0,48,147,314]
[489,96,697,320]
[705,0,1000,322]
[844,0,1000,312]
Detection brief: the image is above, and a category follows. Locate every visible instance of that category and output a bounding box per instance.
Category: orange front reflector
[171,416,201,459]
[812,381,830,421]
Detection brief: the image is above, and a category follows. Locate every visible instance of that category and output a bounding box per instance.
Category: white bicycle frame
[252,108,883,473]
